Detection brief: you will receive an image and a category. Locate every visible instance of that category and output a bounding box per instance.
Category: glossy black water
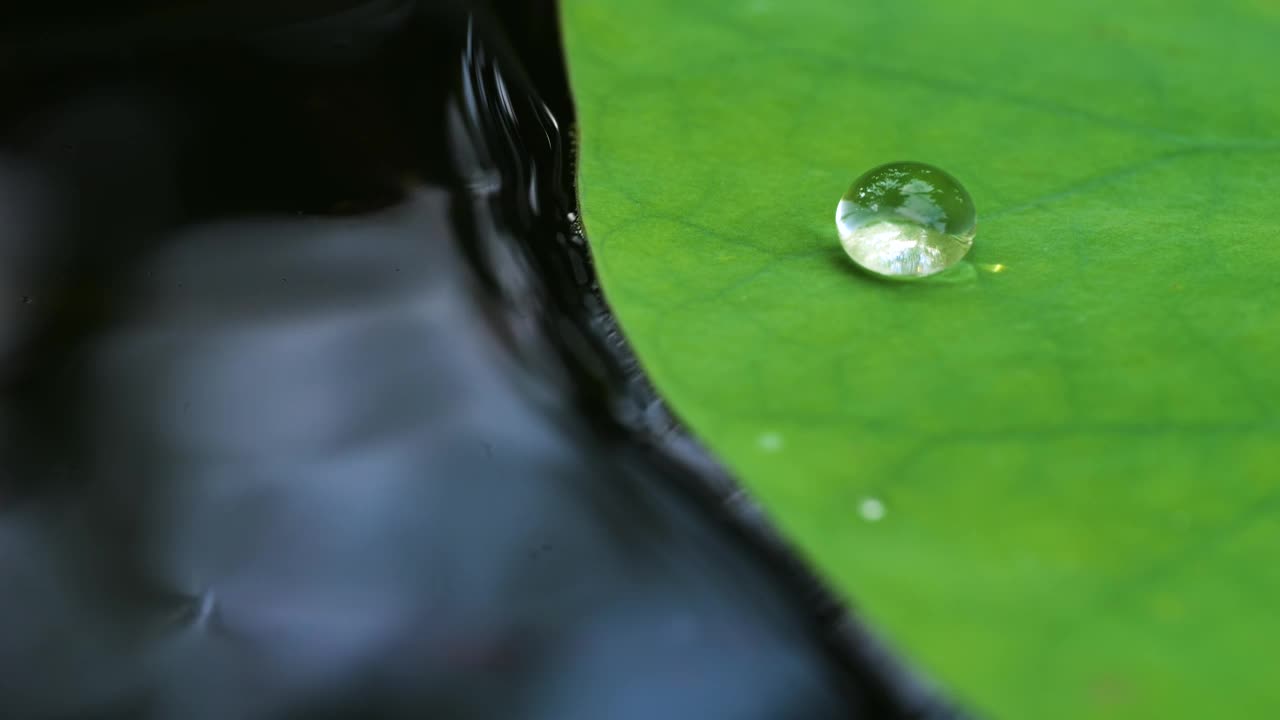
[0,2,960,718]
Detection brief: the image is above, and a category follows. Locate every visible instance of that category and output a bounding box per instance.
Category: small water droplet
[836,161,976,279]
[757,432,783,453]
[858,497,886,522]
[20,296,33,305]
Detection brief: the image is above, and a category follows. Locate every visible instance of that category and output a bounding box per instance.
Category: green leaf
[562,1,1280,718]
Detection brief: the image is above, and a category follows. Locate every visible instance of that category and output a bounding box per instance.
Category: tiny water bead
[836,161,976,279]
[858,497,886,522]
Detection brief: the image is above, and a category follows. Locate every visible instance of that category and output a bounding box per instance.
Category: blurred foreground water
[0,2,958,717]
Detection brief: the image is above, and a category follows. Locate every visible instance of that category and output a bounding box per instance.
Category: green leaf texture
[562,1,1280,717]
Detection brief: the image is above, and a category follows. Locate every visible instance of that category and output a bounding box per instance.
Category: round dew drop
[836,161,976,279]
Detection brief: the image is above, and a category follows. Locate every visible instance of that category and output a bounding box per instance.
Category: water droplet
[858,497,886,522]
[20,296,33,305]
[836,161,976,279]
[757,432,783,452]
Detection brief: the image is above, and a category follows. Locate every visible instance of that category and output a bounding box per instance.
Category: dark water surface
[0,2,959,717]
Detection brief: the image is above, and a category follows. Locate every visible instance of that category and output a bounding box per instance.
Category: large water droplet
[836,161,976,279]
